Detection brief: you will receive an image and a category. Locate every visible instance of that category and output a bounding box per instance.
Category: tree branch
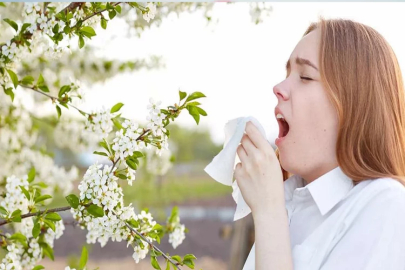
[123,219,182,270]
[20,84,91,116]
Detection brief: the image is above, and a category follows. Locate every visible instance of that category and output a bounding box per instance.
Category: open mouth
[277,118,290,138]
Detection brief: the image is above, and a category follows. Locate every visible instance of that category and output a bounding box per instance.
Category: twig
[20,84,90,116]
[123,220,182,270]
[0,203,91,227]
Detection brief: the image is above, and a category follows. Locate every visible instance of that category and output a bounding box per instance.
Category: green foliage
[65,194,80,209]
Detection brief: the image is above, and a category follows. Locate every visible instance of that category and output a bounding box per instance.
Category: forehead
[287,29,321,69]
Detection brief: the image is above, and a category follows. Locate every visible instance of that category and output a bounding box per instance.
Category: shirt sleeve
[320,189,405,270]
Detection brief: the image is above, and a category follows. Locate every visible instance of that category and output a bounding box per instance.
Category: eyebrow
[285,57,319,72]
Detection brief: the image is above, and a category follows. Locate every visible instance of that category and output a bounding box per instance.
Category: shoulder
[348,177,405,221]
[357,177,405,201]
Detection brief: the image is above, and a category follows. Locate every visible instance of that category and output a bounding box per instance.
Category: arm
[235,121,293,270]
[253,203,293,270]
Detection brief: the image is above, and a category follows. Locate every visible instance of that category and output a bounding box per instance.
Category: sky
[79,2,405,146]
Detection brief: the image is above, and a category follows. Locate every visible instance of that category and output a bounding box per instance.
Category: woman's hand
[234,121,285,215]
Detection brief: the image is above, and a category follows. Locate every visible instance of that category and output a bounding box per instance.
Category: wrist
[252,201,287,221]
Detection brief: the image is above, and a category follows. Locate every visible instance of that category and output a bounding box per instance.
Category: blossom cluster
[112,119,147,160]
[143,2,157,23]
[71,163,161,264]
[0,174,65,270]
[146,98,169,156]
[85,108,115,138]
[168,215,186,249]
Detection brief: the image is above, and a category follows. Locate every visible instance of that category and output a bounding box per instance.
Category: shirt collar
[284,166,354,216]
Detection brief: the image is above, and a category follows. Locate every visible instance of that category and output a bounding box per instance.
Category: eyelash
[300,76,313,81]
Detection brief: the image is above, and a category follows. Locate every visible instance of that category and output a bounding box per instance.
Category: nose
[273,82,288,100]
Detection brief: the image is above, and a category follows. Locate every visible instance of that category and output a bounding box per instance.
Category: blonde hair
[276,17,405,186]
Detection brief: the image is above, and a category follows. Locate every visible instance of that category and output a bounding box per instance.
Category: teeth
[276,113,285,121]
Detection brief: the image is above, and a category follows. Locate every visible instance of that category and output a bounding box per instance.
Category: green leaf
[32,182,48,188]
[4,87,14,102]
[87,204,104,217]
[58,85,71,98]
[35,194,52,204]
[40,242,54,260]
[32,266,45,270]
[3,18,18,32]
[65,194,79,209]
[99,139,111,154]
[166,260,170,270]
[45,212,61,221]
[117,174,127,180]
[11,209,21,218]
[43,219,55,232]
[128,218,139,228]
[28,167,36,183]
[38,85,50,92]
[183,254,197,261]
[185,91,206,103]
[80,26,96,38]
[171,255,182,263]
[151,256,161,270]
[79,246,88,269]
[126,159,138,170]
[185,101,201,106]
[196,106,207,116]
[112,117,123,130]
[19,185,30,200]
[101,18,107,29]
[183,259,195,269]
[6,69,18,89]
[56,105,61,119]
[179,90,187,102]
[0,206,8,215]
[52,23,59,34]
[0,3,6,7]
[110,102,124,113]
[115,5,122,13]
[187,106,200,125]
[79,35,85,48]
[9,232,27,243]
[32,222,41,238]
[108,9,116,19]
[21,22,31,33]
[21,75,35,85]
[37,73,44,86]
[132,151,144,158]
[93,151,108,157]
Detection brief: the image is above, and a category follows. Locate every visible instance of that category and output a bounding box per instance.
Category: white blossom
[143,3,157,23]
[168,216,186,249]
[24,2,41,14]
[85,107,115,137]
[1,41,18,60]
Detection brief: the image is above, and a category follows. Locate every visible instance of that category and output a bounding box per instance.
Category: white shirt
[242,166,405,270]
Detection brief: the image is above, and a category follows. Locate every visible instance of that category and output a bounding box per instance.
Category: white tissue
[204,116,268,221]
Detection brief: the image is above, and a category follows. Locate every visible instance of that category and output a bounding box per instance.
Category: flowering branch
[124,220,182,270]
[0,204,92,226]
[20,84,90,116]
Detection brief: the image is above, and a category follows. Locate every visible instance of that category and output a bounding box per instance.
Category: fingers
[245,121,269,150]
[237,143,248,162]
[241,133,257,156]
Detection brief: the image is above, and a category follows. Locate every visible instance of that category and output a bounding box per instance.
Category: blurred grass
[47,173,232,210]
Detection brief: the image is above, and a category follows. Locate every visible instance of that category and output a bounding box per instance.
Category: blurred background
[2,2,405,270]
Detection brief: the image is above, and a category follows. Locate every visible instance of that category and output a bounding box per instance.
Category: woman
[235,17,405,270]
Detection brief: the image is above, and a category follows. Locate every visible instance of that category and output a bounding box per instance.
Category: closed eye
[300,76,313,81]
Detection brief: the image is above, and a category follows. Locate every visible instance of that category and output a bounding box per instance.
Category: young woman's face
[273,29,339,184]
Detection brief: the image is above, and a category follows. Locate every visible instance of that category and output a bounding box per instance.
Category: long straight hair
[276,17,405,186]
